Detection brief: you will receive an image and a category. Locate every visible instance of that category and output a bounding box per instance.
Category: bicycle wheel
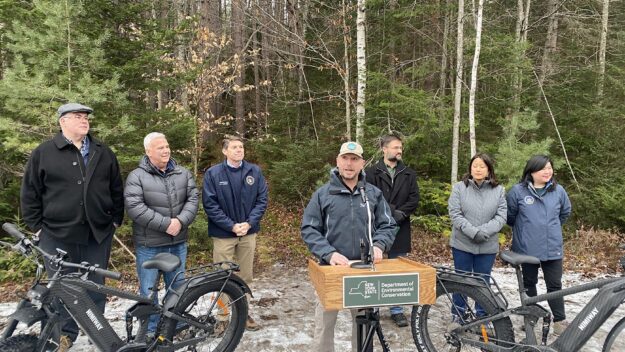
[161,279,248,352]
[603,317,625,352]
[411,281,514,352]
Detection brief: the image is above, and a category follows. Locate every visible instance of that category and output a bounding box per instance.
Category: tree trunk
[342,0,352,140]
[253,4,263,138]
[511,0,530,113]
[597,0,610,102]
[537,0,559,97]
[451,0,464,183]
[468,0,484,157]
[355,0,366,143]
[232,0,245,135]
[439,0,451,98]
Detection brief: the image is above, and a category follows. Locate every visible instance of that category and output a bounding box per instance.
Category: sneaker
[553,320,569,335]
[390,312,409,327]
[246,315,260,331]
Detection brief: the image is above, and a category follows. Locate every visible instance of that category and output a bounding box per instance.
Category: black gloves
[393,210,407,224]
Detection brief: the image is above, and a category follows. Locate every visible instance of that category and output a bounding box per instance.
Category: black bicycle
[411,246,625,352]
[0,222,249,352]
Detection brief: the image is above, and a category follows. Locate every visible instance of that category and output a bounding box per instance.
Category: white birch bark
[342,0,352,140]
[355,0,366,143]
[468,0,484,157]
[597,0,610,101]
[451,0,464,183]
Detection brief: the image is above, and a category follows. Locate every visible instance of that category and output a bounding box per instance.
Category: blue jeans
[136,243,187,332]
[388,252,406,315]
[451,248,496,318]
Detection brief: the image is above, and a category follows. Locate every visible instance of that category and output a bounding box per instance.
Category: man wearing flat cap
[20,103,124,345]
[301,141,397,352]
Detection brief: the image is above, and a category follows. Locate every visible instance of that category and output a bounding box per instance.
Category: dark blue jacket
[202,160,268,238]
[301,169,397,263]
[506,182,572,261]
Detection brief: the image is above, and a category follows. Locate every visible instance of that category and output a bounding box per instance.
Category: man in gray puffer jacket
[125,132,199,333]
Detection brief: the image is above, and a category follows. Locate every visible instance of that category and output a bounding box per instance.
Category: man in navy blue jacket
[203,136,268,330]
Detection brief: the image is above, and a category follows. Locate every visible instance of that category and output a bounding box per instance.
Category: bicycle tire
[603,316,625,352]
[411,281,515,352]
[161,279,248,352]
[0,334,38,352]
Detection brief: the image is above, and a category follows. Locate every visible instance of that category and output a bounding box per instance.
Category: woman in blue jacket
[506,155,572,334]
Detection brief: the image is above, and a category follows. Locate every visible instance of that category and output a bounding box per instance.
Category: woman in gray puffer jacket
[448,153,507,319]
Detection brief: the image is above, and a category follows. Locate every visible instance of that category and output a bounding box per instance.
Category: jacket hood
[139,155,179,175]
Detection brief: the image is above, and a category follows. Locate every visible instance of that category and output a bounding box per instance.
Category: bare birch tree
[342,0,352,140]
[451,0,464,183]
[597,0,610,102]
[537,0,560,98]
[468,0,484,157]
[512,0,531,113]
[355,0,366,143]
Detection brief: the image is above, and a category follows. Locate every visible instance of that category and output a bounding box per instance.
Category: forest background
[0,0,624,283]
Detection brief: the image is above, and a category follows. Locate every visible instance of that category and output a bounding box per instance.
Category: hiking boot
[390,313,409,327]
[553,320,569,335]
[58,335,73,352]
[246,315,260,331]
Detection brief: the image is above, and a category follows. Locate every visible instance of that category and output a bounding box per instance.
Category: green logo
[343,273,420,308]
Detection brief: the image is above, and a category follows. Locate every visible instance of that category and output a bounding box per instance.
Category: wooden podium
[308,257,436,310]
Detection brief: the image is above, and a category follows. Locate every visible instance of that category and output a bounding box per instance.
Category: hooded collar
[139,155,179,176]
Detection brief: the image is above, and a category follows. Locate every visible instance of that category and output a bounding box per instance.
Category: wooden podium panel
[308,257,436,310]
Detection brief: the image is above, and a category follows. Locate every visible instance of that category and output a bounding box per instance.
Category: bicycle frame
[443,267,625,351]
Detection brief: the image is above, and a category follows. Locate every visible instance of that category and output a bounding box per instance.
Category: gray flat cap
[57,103,93,118]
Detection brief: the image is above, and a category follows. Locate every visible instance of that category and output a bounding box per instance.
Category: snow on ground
[1,263,623,351]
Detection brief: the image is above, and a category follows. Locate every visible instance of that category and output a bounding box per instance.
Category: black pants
[39,230,114,340]
[521,259,566,322]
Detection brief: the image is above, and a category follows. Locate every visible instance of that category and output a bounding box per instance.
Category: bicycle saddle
[500,250,540,266]
[142,253,181,272]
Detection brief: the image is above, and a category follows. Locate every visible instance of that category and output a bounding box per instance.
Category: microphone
[359,181,368,204]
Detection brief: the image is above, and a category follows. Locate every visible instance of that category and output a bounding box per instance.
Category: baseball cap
[57,103,93,118]
[338,141,364,158]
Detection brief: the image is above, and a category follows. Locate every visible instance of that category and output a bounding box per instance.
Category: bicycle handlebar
[2,222,122,281]
[2,223,25,241]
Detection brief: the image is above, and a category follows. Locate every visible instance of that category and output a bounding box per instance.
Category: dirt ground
[0,263,623,351]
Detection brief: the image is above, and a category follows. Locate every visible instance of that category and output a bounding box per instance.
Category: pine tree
[0,0,127,157]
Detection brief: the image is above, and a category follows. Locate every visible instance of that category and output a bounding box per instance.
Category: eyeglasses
[62,113,92,121]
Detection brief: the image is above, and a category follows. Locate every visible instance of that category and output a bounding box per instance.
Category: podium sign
[343,273,420,308]
[308,257,436,310]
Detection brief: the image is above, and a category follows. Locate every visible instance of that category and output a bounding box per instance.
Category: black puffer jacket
[125,156,199,247]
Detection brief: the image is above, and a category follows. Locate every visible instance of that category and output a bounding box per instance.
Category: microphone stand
[350,184,375,271]
[349,183,390,352]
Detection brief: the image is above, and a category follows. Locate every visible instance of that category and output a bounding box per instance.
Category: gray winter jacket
[125,156,199,247]
[301,169,397,263]
[448,179,507,254]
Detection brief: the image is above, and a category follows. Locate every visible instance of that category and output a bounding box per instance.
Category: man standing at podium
[365,133,419,327]
[301,141,397,352]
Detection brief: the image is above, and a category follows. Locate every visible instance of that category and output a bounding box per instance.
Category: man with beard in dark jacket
[125,132,199,334]
[365,134,420,327]
[20,103,124,347]
[302,141,397,352]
